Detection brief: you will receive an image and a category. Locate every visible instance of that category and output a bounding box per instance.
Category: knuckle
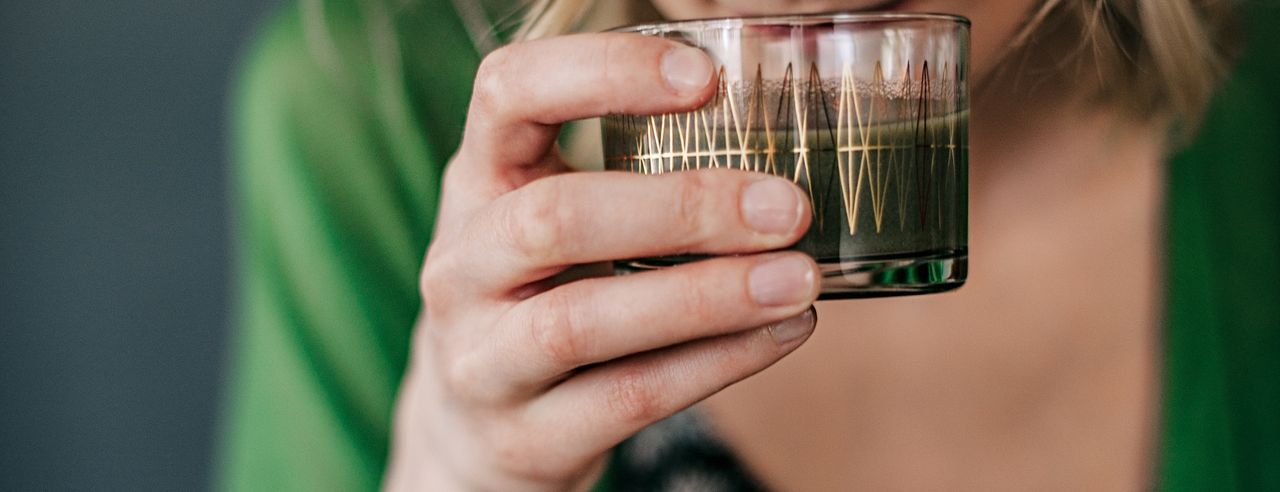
[439,158,467,193]
[418,250,464,312]
[675,271,720,327]
[502,180,569,260]
[440,352,486,400]
[675,172,714,239]
[473,47,514,112]
[418,262,447,301]
[605,367,668,424]
[598,35,681,109]
[597,35,627,107]
[432,331,512,407]
[528,290,588,367]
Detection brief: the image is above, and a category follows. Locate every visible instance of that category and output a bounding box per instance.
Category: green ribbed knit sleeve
[217,2,479,490]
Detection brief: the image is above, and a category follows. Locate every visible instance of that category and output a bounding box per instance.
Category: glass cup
[602,13,970,299]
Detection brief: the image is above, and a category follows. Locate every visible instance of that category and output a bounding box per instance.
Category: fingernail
[741,177,802,235]
[661,45,714,94]
[748,255,816,307]
[768,309,816,345]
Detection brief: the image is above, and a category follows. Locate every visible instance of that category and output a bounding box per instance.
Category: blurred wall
[0,1,278,489]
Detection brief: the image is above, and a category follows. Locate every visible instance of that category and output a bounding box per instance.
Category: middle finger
[445,168,812,294]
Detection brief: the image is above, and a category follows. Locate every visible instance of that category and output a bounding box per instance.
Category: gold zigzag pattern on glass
[606,60,967,237]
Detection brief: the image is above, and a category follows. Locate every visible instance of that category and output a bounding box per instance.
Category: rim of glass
[609,11,970,34]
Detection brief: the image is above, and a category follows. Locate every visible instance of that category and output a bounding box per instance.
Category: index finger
[455,33,718,189]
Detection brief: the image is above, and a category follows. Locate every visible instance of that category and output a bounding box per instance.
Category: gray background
[1,0,279,489]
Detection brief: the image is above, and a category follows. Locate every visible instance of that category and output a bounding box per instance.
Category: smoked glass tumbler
[603,13,970,299]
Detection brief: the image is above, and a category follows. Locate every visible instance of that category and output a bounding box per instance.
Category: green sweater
[217,1,1279,490]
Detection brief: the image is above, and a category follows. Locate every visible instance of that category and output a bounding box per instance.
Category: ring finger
[490,251,820,388]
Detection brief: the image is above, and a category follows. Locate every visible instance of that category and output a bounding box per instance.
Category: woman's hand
[385,33,820,492]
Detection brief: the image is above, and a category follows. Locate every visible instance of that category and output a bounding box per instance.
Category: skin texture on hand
[383,33,821,491]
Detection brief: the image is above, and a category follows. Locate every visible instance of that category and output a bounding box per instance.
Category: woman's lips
[718,0,913,17]
[858,0,913,12]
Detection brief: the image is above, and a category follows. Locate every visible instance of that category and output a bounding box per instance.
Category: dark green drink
[605,14,969,298]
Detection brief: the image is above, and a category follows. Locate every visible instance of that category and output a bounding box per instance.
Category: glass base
[615,249,966,300]
[813,250,966,299]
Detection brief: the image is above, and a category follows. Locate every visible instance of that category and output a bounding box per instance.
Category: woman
[218,0,1279,490]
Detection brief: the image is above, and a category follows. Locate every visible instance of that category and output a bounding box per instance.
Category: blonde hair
[514,0,594,40]
[519,0,1239,128]
[515,0,660,40]
[1011,0,1238,129]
